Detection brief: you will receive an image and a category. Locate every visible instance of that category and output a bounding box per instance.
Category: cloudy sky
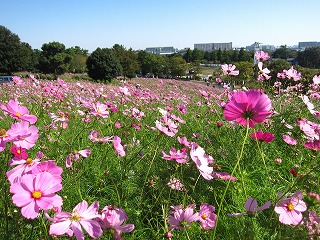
[1,0,319,51]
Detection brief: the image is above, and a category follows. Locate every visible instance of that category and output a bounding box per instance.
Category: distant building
[145,47,177,55]
[194,42,232,51]
[246,42,275,51]
[298,41,320,50]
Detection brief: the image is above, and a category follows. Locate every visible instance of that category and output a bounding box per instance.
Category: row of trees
[1,25,320,81]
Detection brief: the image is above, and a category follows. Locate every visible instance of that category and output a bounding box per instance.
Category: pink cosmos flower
[306,211,320,239]
[10,172,62,219]
[88,130,113,143]
[250,131,275,143]
[197,203,217,230]
[190,143,214,180]
[257,62,271,81]
[177,136,191,147]
[49,200,102,240]
[303,140,320,151]
[274,81,281,88]
[49,111,70,129]
[177,104,187,114]
[162,148,188,163]
[32,161,63,184]
[98,205,134,240]
[228,197,271,217]
[255,50,270,62]
[274,158,282,163]
[65,149,91,168]
[216,78,222,83]
[115,122,121,128]
[221,64,239,76]
[167,178,184,191]
[212,172,236,181]
[13,76,23,85]
[131,107,145,121]
[224,89,272,128]
[0,128,11,152]
[0,99,37,124]
[282,134,298,145]
[274,190,307,225]
[113,136,125,156]
[155,120,176,137]
[57,78,68,89]
[313,75,320,85]
[168,204,199,230]
[6,154,41,184]
[6,121,39,150]
[119,86,131,96]
[91,102,109,118]
[285,66,301,81]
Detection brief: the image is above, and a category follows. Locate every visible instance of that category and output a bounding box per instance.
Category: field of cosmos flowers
[0,51,320,240]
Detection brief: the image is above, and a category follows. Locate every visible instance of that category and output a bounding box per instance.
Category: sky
[1,0,320,52]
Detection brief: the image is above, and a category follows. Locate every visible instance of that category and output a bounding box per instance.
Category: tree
[297,47,320,69]
[0,25,35,74]
[168,56,187,77]
[112,44,139,79]
[38,42,71,75]
[86,47,122,81]
[65,46,88,73]
[183,48,192,63]
[238,48,252,62]
[191,48,204,62]
[272,45,297,59]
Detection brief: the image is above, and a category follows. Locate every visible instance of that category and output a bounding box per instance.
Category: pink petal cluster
[0,99,37,124]
[6,121,39,149]
[98,205,135,240]
[113,136,126,156]
[274,190,307,225]
[66,149,91,168]
[168,204,199,230]
[255,50,270,62]
[221,64,239,76]
[190,143,214,180]
[167,178,184,191]
[257,62,271,81]
[162,148,188,163]
[49,200,102,239]
[10,172,62,219]
[250,131,275,143]
[224,89,272,128]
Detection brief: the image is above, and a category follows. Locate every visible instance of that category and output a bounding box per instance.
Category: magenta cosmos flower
[250,131,275,143]
[98,205,134,240]
[66,149,91,168]
[0,99,37,124]
[282,134,298,145]
[274,190,307,225]
[49,200,102,240]
[224,89,272,128]
[168,204,199,230]
[10,172,62,219]
[221,64,239,76]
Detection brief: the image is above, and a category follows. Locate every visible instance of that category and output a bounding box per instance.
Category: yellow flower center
[26,158,33,165]
[71,210,82,222]
[17,149,21,154]
[97,109,101,114]
[16,112,22,117]
[201,214,208,220]
[287,203,295,211]
[0,129,6,137]
[32,190,42,199]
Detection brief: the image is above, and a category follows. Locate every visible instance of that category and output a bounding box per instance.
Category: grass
[0,75,319,240]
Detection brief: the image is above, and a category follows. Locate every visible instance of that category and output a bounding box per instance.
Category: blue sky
[1,0,319,52]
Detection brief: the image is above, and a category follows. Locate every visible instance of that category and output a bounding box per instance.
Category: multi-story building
[145,47,177,55]
[298,41,320,50]
[194,42,232,51]
[245,42,275,51]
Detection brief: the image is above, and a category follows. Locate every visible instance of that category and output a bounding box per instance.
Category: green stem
[212,124,250,240]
